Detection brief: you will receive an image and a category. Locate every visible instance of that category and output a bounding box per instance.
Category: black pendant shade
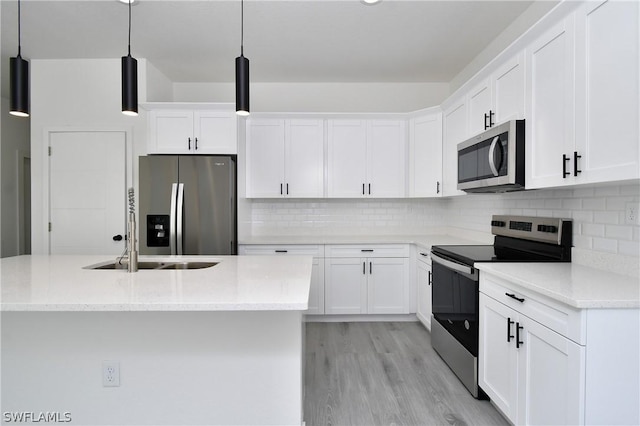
[235,54,250,116]
[10,55,29,117]
[122,54,138,116]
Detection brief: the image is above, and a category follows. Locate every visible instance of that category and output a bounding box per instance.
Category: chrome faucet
[127,188,138,272]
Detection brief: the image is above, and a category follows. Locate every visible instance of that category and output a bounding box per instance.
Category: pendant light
[10,0,29,117]
[235,0,250,116]
[121,0,138,116]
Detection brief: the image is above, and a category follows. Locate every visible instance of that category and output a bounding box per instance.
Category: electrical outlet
[102,361,120,387]
[625,202,640,225]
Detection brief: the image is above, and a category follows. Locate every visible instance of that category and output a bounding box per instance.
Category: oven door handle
[430,252,476,277]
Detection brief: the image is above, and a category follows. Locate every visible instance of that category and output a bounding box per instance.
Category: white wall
[29,59,150,254]
[1,97,30,258]
[173,82,450,113]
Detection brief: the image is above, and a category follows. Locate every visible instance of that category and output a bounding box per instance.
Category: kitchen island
[1,255,312,425]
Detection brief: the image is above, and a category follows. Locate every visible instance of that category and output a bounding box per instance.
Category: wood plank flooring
[304,322,509,426]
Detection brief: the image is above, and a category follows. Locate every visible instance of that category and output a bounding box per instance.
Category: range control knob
[491,220,506,227]
[537,225,558,233]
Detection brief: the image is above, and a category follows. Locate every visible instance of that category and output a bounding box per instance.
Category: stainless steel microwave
[457,119,525,193]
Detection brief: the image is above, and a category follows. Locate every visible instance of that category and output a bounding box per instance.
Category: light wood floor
[304,322,509,426]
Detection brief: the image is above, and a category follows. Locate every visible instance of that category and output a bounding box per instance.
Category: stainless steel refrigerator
[139,155,236,255]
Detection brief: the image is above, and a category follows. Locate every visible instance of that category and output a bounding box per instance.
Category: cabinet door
[442,99,468,197]
[492,52,525,125]
[479,294,518,423]
[307,258,325,315]
[367,257,409,314]
[327,120,367,197]
[367,120,407,197]
[467,79,492,136]
[574,0,640,184]
[409,113,442,197]
[416,259,432,329]
[285,119,325,198]
[246,119,285,197]
[324,258,367,314]
[148,110,194,154]
[193,110,237,154]
[526,16,576,189]
[517,316,585,426]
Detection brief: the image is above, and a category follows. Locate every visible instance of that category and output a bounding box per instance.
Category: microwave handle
[488,136,502,177]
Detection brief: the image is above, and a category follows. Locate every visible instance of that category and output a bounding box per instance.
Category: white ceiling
[1,0,535,96]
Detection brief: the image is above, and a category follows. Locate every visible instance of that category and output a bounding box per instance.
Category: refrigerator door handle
[176,183,185,255]
[169,183,178,255]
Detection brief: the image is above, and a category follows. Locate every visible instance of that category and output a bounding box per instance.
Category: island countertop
[0,255,313,312]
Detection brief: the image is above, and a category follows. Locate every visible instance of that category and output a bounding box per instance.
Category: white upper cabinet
[468,53,525,137]
[147,107,237,154]
[574,0,640,184]
[246,118,324,198]
[409,111,443,197]
[328,119,406,198]
[442,98,468,197]
[525,15,577,189]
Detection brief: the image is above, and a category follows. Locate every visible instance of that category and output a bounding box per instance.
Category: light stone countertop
[239,234,486,251]
[476,262,640,309]
[0,255,312,312]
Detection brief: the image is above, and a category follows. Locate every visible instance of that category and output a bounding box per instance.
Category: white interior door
[49,131,126,255]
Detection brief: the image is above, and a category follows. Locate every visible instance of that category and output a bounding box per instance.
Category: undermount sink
[84,260,218,270]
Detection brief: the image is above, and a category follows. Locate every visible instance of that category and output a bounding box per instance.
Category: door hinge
[48,222,52,232]
[48,146,52,156]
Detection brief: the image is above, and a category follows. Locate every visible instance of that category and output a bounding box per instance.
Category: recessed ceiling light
[118,0,137,5]
[361,0,382,5]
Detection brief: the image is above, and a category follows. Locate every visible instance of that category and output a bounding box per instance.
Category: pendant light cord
[17,0,22,57]
[240,0,244,56]
[128,0,132,56]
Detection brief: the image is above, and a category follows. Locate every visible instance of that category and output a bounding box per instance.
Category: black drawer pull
[275,250,288,253]
[419,252,428,257]
[363,262,366,275]
[361,249,374,252]
[505,292,525,303]
[507,317,514,342]
[188,137,191,150]
[369,261,372,274]
[516,322,524,348]
[573,151,581,176]
[562,154,570,178]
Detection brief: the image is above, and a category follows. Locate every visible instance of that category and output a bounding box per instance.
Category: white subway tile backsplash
[248,183,640,268]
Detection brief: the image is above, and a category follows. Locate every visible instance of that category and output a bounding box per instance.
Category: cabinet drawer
[480,273,586,345]
[325,244,410,258]
[239,244,324,257]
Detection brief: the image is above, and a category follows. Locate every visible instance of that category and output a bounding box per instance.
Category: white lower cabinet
[415,252,432,330]
[238,245,325,315]
[479,293,583,425]
[480,272,639,425]
[324,245,410,315]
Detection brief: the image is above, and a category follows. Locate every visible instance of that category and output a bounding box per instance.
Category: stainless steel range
[430,215,572,398]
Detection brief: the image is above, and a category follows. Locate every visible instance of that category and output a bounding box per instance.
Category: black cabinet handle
[436,181,440,194]
[563,154,570,178]
[195,137,198,150]
[113,234,123,241]
[280,183,283,195]
[484,113,489,130]
[361,249,374,252]
[505,292,525,303]
[507,317,514,342]
[573,151,581,176]
[363,261,366,275]
[419,252,428,257]
[368,183,371,195]
[369,261,372,274]
[516,322,524,348]
[188,137,191,150]
[428,270,432,286]
[489,110,495,128]
[362,183,365,195]
[286,183,289,195]
[274,250,288,253]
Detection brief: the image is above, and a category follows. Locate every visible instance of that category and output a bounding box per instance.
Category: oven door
[430,251,479,356]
